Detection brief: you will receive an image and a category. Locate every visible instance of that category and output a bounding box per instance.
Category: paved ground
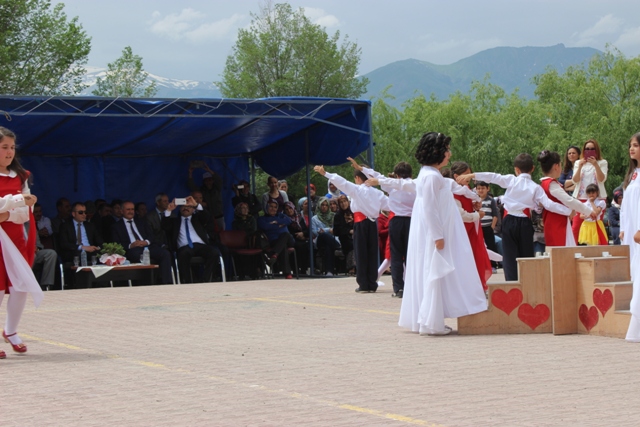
[2,272,640,427]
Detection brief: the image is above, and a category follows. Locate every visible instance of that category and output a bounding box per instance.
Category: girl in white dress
[398,132,487,336]
[621,132,640,342]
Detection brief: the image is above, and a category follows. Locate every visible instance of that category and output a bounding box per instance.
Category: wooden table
[70,264,159,289]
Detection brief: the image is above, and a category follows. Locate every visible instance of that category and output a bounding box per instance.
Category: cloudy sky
[54,0,640,82]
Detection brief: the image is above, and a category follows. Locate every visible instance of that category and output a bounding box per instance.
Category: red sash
[354,212,367,223]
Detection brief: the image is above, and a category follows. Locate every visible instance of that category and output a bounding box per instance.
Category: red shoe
[0,350,5,359]
[285,274,293,279]
[3,331,27,353]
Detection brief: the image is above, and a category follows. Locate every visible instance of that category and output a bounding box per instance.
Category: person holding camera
[571,139,608,244]
[188,161,224,232]
[232,180,260,218]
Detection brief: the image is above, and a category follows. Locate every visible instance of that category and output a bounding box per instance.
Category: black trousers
[268,232,294,275]
[354,219,378,291]
[481,225,498,268]
[177,243,218,284]
[389,216,411,294]
[317,232,339,274]
[501,215,534,281]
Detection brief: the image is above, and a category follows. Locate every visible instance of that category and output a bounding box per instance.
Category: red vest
[0,172,36,291]
[540,178,568,247]
[454,193,492,291]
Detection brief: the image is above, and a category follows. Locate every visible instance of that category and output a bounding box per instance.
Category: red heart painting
[517,303,550,330]
[593,289,613,317]
[491,288,523,315]
[579,304,599,331]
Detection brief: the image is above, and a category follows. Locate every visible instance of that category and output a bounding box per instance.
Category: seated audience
[58,202,103,263]
[32,231,57,290]
[34,202,54,250]
[261,175,289,213]
[311,197,340,276]
[284,201,311,274]
[135,202,148,220]
[163,196,220,284]
[146,192,171,247]
[232,180,261,217]
[111,201,173,284]
[188,163,225,231]
[51,197,71,234]
[231,202,263,279]
[332,195,355,275]
[257,200,294,279]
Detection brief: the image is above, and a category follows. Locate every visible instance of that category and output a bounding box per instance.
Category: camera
[237,185,244,189]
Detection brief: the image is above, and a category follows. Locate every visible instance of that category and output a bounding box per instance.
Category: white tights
[0,291,27,345]
[377,258,391,281]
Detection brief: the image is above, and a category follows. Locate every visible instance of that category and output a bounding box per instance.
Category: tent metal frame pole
[305,131,315,277]
[250,156,256,194]
[367,106,375,169]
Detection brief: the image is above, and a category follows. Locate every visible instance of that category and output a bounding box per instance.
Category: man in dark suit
[146,192,170,247]
[111,201,173,284]
[163,196,219,284]
[58,202,103,263]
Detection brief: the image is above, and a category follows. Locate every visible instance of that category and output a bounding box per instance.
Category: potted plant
[99,242,127,266]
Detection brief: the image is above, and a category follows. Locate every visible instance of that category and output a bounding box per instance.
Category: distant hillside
[363,44,601,107]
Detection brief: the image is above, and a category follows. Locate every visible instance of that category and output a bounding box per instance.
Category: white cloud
[149,9,245,43]
[572,14,623,46]
[302,7,340,28]
[614,26,640,52]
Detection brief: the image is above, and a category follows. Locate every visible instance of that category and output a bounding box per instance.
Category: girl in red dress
[448,161,492,292]
[0,127,39,359]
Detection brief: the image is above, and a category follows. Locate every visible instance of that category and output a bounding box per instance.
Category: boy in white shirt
[456,153,572,281]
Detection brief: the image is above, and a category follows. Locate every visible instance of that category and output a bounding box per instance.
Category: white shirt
[362,167,414,217]
[475,172,571,217]
[377,175,481,202]
[177,215,205,248]
[124,219,150,247]
[37,216,53,234]
[540,177,592,216]
[72,219,90,249]
[572,159,608,199]
[325,172,388,219]
[582,199,606,222]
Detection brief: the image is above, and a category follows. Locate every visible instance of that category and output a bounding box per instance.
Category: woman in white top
[620,132,640,342]
[571,139,608,244]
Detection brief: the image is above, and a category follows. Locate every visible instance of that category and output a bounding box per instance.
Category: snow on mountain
[80,67,222,98]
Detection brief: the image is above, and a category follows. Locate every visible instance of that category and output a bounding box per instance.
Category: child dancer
[621,132,640,342]
[314,164,388,293]
[456,153,572,281]
[354,159,415,298]
[578,184,608,245]
[398,132,487,336]
[447,162,492,291]
[537,150,594,247]
[0,127,42,359]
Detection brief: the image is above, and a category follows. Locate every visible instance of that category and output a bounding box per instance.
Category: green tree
[219,2,368,98]
[534,46,640,194]
[0,0,91,95]
[93,46,157,98]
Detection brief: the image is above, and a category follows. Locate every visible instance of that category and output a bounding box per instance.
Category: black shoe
[355,287,369,293]
[398,289,403,298]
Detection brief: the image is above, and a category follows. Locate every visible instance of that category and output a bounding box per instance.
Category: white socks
[377,258,391,280]
[3,291,27,344]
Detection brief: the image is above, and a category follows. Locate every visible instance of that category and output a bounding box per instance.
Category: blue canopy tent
[0,96,373,224]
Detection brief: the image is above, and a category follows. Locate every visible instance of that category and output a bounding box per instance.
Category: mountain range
[81,44,601,106]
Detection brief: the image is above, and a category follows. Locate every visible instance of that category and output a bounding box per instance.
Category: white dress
[621,168,640,341]
[398,166,487,334]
